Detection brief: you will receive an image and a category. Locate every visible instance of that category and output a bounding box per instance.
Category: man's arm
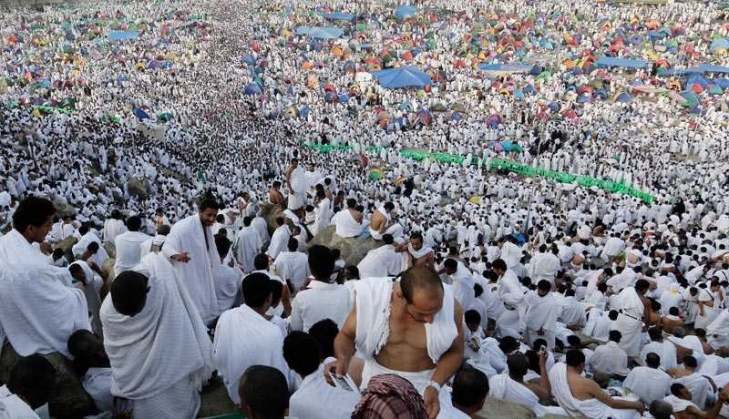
[687,390,727,419]
[280,283,292,317]
[586,379,643,412]
[430,302,465,386]
[330,303,358,377]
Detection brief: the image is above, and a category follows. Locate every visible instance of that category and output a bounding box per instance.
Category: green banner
[304,143,654,203]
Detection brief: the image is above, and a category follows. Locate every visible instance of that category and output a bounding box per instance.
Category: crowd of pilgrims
[1,0,729,417]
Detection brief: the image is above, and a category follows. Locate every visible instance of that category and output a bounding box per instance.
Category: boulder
[306,225,382,266]
[0,343,97,418]
[53,200,76,218]
[478,397,535,419]
[126,177,151,200]
[260,203,286,235]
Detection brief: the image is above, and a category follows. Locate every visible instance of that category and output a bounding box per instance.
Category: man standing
[0,196,89,358]
[113,216,151,276]
[162,195,221,324]
[266,217,290,261]
[612,279,650,359]
[101,254,213,419]
[235,216,262,273]
[523,280,559,350]
[330,266,463,418]
[492,259,524,339]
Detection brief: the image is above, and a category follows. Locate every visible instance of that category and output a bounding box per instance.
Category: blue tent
[710,38,729,52]
[687,75,710,89]
[478,63,539,74]
[244,82,263,96]
[323,12,355,21]
[241,55,256,65]
[614,92,633,103]
[108,31,139,42]
[698,64,729,74]
[133,108,150,120]
[370,67,433,89]
[299,106,311,118]
[295,26,344,39]
[596,57,649,70]
[394,5,417,19]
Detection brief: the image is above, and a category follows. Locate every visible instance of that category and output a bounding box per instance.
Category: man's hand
[323,358,350,386]
[171,252,191,263]
[537,327,545,336]
[632,401,644,415]
[423,386,440,419]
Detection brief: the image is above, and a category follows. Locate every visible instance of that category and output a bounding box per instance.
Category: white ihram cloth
[312,198,333,235]
[72,231,110,267]
[663,395,698,414]
[288,166,307,210]
[100,253,213,419]
[235,226,262,273]
[640,341,677,370]
[273,251,310,292]
[589,341,630,377]
[70,261,104,338]
[0,385,38,419]
[523,292,558,350]
[354,277,457,393]
[289,359,361,419]
[213,304,288,405]
[706,309,729,349]
[113,231,151,275]
[548,363,640,419]
[496,269,524,339]
[358,244,402,279]
[466,338,506,378]
[162,215,221,323]
[103,219,126,245]
[332,209,362,238]
[266,225,290,260]
[450,264,476,311]
[528,252,560,283]
[673,373,711,409]
[289,281,352,332]
[490,373,566,417]
[213,264,244,316]
[403,244,434,270]
[0,230,89,357]
[368,208,404,241]
[622,367,671,405]
[612,287,644,357]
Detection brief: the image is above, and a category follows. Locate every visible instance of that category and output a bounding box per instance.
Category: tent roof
[370,66,433,89]
[596,56,649,70]
[323,12,355,21]
[698,64,729,74]
[395,5,417,19]
[295,26,344,39]
[478,63,537,74]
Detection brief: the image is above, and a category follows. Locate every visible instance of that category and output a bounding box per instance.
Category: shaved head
[400,266,444,305]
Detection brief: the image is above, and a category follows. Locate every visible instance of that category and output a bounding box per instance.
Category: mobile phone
[538,346,546,356]
[329,372,360,393]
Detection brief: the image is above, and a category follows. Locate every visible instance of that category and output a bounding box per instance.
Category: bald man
[330,266,463,418]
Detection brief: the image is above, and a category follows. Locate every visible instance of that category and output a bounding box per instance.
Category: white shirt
[623,366,671,405]
[113,231,151,275]
[0,385,39,419]
[214,264,244,316]
[289,361,360,419]
[289,281,352,332]
[589,341,630,376]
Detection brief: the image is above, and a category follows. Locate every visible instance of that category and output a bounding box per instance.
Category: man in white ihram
[329,266,464,418]
[357,234,402,279]
[612,279,650,360]
[162,195,221,324]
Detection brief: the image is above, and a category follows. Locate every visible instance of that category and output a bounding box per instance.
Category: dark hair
[346,198,357,208]
[669,306,679,316]
[565,349,585,367]
[683,355,698,368]
[242,273,273,308]
[670,383,686,397]
[400,266,443,304]
[451,368,489,410]
[635,279,650,293]
[87,241,100,253]
[464,309,481,325]
[199,194,221,212]
[474,283,483,298]
[383,202,395,211]
[383,234,394,245]
[126,216,142,231]
[645,352,661,369]
[7,354,57,409]
[309,319,339,360]
[499,336,519,354]
[608,310,619,321]
[443,258,458,270]
[410,231,423,242]
[254,253,269,270]
[492,259,507,272]
[215,234,232,257]
[239,366,289,417]
[269,279,283,307]
[287,237,298,252]
[243,216,252,227]
[12,196,56,233]
[111,271,149,316]
[283,332,321,377]
[308,245,335,281]
[275,216,285,226]
[506,352,529,378]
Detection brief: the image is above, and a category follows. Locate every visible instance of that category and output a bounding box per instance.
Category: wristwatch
[427,381,442,393]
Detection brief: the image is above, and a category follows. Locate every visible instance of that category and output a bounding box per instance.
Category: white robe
[523,292,558,350]
[496,270,524,339]
[622,367,671,405]
[288,360,361,419]
[548,363,640,419]
[489,373,566,417]
[332,209,362,238]
[0,230,89,357]
[235,226,262,273]
[358,245,402,279]
[466,337,506,378]
[213,265,244,316]
[100,254,213,419]
[266,225,290,260]
[213,304,288,404]
[0,385,38,419]
[612,287,644,358]
[162,215,220,323]
[273,251,310,292]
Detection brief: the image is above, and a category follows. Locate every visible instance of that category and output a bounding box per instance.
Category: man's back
[590,342,629,376]
[623,366,671,405]
[114,231,150,274]
[290,281,351,331]
[273,251,310,291]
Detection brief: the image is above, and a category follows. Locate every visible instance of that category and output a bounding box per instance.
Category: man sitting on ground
[0,354,56,419]
[238,365,289,419]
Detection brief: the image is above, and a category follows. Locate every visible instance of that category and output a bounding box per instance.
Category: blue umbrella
[242,55,256,65]
[133,108,150,120]
[244,82,263,96]
[299,106,311,118]
[370,67,433,89]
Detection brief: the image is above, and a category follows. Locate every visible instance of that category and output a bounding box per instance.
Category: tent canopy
[698,64,729,74]
[108,31,139,41]
[478,63,539,74]
[395,5,417,19]
[295,26,344,39]
[323,12,355,21]
[596,57,649,70]
[710,38,729,52]
[370,66,433,89]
